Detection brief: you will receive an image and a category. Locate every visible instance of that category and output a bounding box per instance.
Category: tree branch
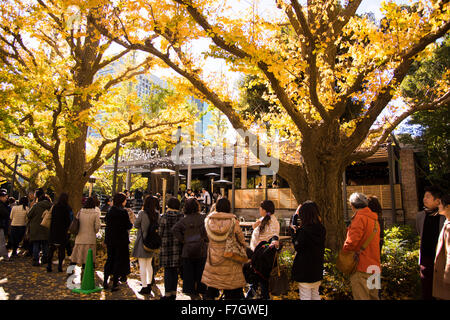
[345,19,450,151]
[349,90,450,162]
[0,158,30,182]
[289,0,330,123]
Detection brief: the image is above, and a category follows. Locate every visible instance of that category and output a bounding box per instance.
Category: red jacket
[343,207,381,273]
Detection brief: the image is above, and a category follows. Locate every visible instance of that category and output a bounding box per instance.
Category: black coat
[105,206,133,246]
[49,204,72,244]
[172,213,208,259]
[104,206,133,277]
[0,200,9,231]
[291,223,326,283]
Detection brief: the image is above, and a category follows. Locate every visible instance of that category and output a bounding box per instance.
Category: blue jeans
[164,267,179,295]
[32,240,49,263]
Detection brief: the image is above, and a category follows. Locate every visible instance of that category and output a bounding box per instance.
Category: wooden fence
[230,184,402,210]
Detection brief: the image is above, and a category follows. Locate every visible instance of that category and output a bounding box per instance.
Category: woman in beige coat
[70,197,101,268]
[433,194,450,300]
[202,198,247,300]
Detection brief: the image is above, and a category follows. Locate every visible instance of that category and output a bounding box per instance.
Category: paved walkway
[0,251,190,300]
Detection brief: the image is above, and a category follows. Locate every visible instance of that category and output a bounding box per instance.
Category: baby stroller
[243,237,282,299]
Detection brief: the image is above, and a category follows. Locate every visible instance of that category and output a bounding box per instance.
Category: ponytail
[259,200,275,233]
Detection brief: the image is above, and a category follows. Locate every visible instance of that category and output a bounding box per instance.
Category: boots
[138,286,151,295]
[111,276,119,292]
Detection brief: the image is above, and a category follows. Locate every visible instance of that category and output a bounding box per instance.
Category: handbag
[142,221,162,252]
[40,206,53,229]
[223,219,248,263]
[336,221,378,275]
[68,211,80,235]
[268,251,290,296]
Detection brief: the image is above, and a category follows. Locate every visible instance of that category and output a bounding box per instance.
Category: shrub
[278,244,295,279]
[320,224,421,300]
[380,225,421,300]
[321,248,353,300]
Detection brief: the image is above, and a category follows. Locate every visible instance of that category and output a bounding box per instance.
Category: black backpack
[183,221,206,258]
[143,220,162,251]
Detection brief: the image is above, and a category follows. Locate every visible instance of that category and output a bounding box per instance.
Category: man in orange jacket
[342,192,381,300]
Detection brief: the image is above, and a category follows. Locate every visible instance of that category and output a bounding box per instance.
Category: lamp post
[151,168,176,214]
[10,154,19,198]
[88,176,97,197]
[205,173,219,195]
[112,138,121,195]
[213,179,232,198]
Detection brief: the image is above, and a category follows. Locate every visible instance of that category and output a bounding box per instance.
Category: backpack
[183,220,205,258]
[142,220,162,251]
[243,240,278,284]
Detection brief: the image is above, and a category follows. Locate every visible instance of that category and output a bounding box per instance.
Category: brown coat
[433,219,450,300]
[201,212,247,290]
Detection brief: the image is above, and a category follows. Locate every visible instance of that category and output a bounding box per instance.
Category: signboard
[119,148,160,162]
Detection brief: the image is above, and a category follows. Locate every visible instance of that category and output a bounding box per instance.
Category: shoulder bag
[68,211,80,235]
[269,250,290,296]
[336,221,378,275]
[40,206,53,229]
[223,219,248,263]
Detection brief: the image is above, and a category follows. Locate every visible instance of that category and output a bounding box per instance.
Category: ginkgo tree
[0,0,194,212]
[90,0,450,250]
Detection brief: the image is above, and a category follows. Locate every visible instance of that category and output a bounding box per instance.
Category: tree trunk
[278,157,347,252]
[56,125,89,214]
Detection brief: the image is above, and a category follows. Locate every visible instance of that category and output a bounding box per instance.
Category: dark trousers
[182,257,206,296]
[10,226,26,254]
[104,244,130,280]
[66,235,73,257]
[420,256,435,300]
[246,279,270,300]
[47,242,67,269]
[164,267,179,295]
[205,287,244,300]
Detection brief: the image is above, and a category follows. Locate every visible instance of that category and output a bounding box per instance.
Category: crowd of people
[0,185,449,300]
